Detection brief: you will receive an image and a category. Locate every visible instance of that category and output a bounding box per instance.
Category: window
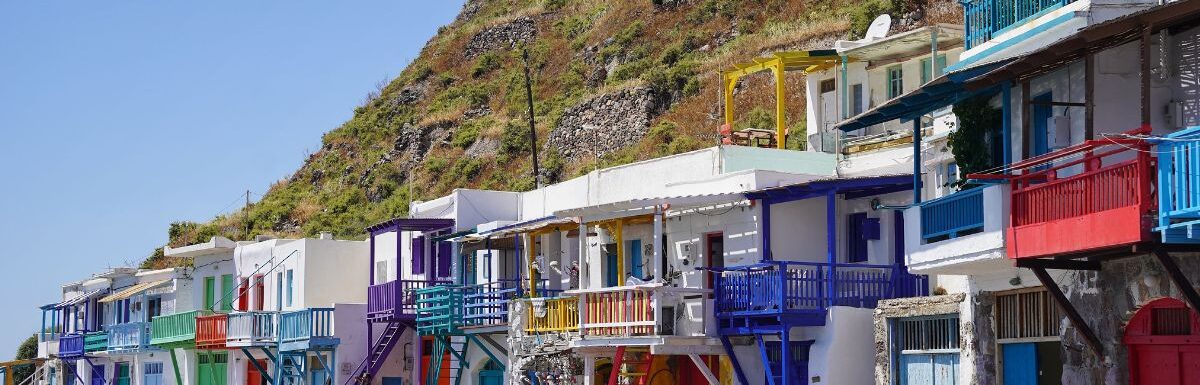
[143,362,163,385]
[411,236,425,275]
[374,261,388,285]
[847,213,871,263]
[995,289,1063,385]
[147,297,162,319]
[275,272,283,311]
[253,274,265,311]
[920,55,948,84]
[435,241,452,279]
[887,66,904,99]
[1152,308,1192,335]
[203,276,216,310]
[220,274,234,312]
[946,163,959,188]
[819,79,836,93]
[115,363,130,385]
[852,84,864,116]
[995,289,1062,341]
[285,270,294,307]
[893,315,961,385]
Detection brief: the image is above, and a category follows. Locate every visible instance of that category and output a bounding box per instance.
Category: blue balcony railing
[714,262,928,322]
[57,334,85,359]
[962,0,1078,49]
[1157,125,1200,243]
[107,322,152,352]
[279,308,338,351]
[921,187,985,242]
[462,279,558,329]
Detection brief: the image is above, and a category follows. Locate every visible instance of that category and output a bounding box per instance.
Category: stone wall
[464,16,537,59]
[1060,252,1200,385]
[873,294,966,385]
[545,86,661,159]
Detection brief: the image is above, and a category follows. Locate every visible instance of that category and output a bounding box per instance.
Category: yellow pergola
[722,50,849,149]
[0,359,46,385]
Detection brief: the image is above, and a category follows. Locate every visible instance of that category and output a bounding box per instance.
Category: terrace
[195,313,229,350]
[107,322,153,353]
[367,279,445,322]
[279,308,338,352]
[962,0,1079,49]
[519,296,579,334]
[149,310,211,349]
[904,184,1012,275]
[715,262,928,331]
[573,283,710,339]
[366,217,457,323]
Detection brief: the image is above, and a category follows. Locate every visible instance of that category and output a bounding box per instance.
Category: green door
[204,277,216,310]
[220,274,235,312]
[198,353,229,385]
[115,363,131,385]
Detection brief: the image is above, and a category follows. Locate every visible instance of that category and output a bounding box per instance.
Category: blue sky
[0,1,464,359]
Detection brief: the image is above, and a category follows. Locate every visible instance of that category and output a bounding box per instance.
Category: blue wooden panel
[628,239,643,279]
[1002,343,1037,385]
[381,377,404,385]
[933,354,959,385]
[900,354,958,385]
[90,364,105,385]
[479,370,504,385]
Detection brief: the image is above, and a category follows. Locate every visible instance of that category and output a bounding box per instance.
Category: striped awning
[52,289,105,309]
[98,280,169,303]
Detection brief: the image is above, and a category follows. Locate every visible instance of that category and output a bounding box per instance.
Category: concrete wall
[805,307,876,385]
[904,184,1010,276]
[190,252,236,312]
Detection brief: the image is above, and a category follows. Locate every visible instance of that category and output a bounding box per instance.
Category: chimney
[319,231,334,240]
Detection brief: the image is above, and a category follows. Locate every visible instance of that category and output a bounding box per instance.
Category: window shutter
[436,241,452,278]
[412,236,425,275]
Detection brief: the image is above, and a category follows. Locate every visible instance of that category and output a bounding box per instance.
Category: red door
[246,360,264,385]
[1124,297,1200,385]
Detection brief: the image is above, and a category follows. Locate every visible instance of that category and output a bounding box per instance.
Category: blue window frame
[852,84,864,116]
[627,239,643,279]
[143,362,163,385]
[285,269,294,307]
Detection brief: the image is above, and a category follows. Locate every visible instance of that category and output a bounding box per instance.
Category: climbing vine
[949,95,1002,186]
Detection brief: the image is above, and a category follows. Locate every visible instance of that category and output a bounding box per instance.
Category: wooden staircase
[607,347,654,385]
[344,321,408,385]
[425,336,468,385]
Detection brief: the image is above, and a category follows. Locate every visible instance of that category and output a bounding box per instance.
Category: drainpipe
[913,118,923,204]
[931,27,940,79]
[841,55,849,120]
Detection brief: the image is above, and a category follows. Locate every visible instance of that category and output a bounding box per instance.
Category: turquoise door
[1002,343,1037,385]
[900,353,959,385]
[478,370,503,385]
[627,239,643,279]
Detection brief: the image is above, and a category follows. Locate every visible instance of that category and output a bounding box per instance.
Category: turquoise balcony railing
[962,0,1078,49]
[107,322,152,352]
[279,308,338,351]
[1157,125,1200,243]
[462,279,557,329]
[84,332,107,353]
[415,286,464,335]
[921,187,985,242]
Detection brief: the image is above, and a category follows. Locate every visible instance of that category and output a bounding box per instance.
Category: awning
[366,218,455,235]
[431,228,476,242]
[474,217,579,240]
[99,280,169,303]
[554,192,747,219]
[835,59,1013,132]
[745,174,914,203]
[53,289,105,309]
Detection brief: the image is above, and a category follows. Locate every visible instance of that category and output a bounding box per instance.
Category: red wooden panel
[1007,206,1149,259]
[196,313,229,350]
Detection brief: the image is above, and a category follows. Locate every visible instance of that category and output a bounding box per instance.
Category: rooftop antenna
[834,14,892,51]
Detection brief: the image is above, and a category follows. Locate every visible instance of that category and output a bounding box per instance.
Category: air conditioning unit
[1051,116,1072,149]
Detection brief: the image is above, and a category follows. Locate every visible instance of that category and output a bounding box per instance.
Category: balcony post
[762,200,772,261]
[1002,82,1012,166]
[826,191,838,308]
[579,221,588,290]
[913,118,922,204]
[527,232,537,297]
[653,207,663,335]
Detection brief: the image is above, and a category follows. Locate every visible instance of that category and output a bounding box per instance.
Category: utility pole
[522,47,541,189]
[244,190,251,238]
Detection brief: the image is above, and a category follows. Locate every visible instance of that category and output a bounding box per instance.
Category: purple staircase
[345,321,408,385]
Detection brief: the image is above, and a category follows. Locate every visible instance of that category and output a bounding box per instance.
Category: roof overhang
[838,24,965,62]
[163,236,236,258]
[48,289,106,310]
[99,280,170,303]
[366,218,456,235]
[745,174,914,204]
[554,192,747,221]
[835,59,1013,132]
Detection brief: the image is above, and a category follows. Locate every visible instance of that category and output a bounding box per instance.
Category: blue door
[89,365,105,385]
[380,378,403,385]
[1002,343,1037,385]
[604,243,618,287]
[478,370,503,385]
[627,239,643,279]
[1032,92,1053,157]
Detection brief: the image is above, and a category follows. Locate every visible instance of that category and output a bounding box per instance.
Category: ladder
[344,321,408,385]
[606,347,654,385]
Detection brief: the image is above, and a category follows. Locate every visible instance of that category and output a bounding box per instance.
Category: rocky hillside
[150,0,959,266]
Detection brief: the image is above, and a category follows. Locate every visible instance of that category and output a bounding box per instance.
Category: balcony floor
[717,310,827,335]
[571,336,725,355]
[279,337,339,353]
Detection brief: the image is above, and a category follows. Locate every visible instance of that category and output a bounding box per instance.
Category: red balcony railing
[195,313,228,350]
[975,127,1155,259]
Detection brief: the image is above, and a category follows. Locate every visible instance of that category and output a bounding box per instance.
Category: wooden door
[114,363,130,385]
[89,364,105,385]
[1001,343,1036,385]
[245,361,262,385]
[1124,297,1200,385]
[899,353,958,385]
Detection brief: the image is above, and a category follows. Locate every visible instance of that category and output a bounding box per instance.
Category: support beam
[781,327,792,385]
[774,64,787,149]
[242,348,274,385]
[1029,267,1103,355]
[466,335,505,371]
[719,337,750,385]
[1003,82,1012,165]
[168,348,184,385]
[1152,250,1200,312]
[1021,80,1031,159]
[754,335,777,385]
[687,354,720,385]
[312,351,332,385]
[1085,53,1095,140]
[912,119,922,204]
[439,337,468,365]
[826,192,838,308]
[1014,259,1101,271]
[259,347,278,366]
[582,354,595,385]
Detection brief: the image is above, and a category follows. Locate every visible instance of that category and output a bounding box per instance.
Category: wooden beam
[1141,26,1152,126]
[1014,258,1102,271]
[1027,101,1087,107]
[1085,53,1095,140]
[1028,267,1104,355]
[1152,250,1200,312]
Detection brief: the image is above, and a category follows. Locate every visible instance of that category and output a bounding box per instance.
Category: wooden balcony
[150,310,211,348]
[1157,125,1200,243]
[962,0,1079,49]
[520,297,579,333]
[107,322,152,353]
[195,313,228,350]
[715,262,929,332]
[57,333,85,359]
[981,129,1155,259]
[576,283,710,339]
[84,332,107,353]
[414,285,464,335]
[921,187,986,242]
[226,312,277,348]
[279,308,338,352]
[367,279,447,322]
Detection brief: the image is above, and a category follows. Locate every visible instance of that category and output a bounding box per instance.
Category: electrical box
[861,217,881,240]
[1051,116,1072,149]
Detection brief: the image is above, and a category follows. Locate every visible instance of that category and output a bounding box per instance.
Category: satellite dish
[864,14,892,41]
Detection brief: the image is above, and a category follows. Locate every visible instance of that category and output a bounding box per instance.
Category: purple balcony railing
[368,279,451,322]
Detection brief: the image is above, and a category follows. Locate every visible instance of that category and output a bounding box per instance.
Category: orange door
[245,360,263,385]
[419,337,452,385]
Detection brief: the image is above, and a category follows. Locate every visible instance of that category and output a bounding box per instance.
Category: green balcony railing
[150,310,212,347]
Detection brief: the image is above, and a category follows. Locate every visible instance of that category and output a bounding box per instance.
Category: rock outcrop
[464,16,537,58]
[545,86,662,159]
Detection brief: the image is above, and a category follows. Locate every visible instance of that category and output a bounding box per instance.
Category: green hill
[148,0,959,267]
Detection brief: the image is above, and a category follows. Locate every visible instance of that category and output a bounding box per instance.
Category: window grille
[896,316,960,353]
[1152,308,1192,335]
[996,289,1062,340]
